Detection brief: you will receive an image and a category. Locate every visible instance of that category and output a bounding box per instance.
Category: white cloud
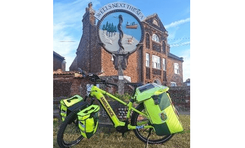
[165,18,190,29]
[166,27,179,40]
[170,41,190,47]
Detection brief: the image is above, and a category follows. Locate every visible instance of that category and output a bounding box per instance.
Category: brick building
[70,3,184,86]
[53,51,66,71]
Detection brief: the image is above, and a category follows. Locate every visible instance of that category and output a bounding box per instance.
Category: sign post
[96,2,145,94]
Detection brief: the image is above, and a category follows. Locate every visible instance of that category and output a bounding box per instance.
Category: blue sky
[53,0,190,81]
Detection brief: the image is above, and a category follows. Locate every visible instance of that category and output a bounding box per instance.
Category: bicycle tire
[57,110,84,148]
[131,103,173,144]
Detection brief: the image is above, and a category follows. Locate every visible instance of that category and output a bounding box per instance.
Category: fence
[168,86,190,112]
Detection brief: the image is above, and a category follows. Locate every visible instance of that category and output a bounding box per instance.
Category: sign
[97,3,144,54]
[96,2,145,94]
[95,2,145,21]
[98,11,143,54]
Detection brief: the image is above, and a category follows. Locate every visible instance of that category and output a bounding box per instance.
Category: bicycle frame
[90,85,154,130]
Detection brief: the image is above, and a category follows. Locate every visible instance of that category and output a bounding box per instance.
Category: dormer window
[152,34,160,43]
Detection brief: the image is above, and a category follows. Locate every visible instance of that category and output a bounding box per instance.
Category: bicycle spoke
[63,120,83,145]
[136,109,170,141]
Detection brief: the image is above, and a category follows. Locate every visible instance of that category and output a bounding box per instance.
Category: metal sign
[97,11,143,54]
[95,2,145,21]
[96,2,145,94]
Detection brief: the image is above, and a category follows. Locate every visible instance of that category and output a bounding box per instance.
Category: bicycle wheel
[131,103,173,144]
[57,110,84,148]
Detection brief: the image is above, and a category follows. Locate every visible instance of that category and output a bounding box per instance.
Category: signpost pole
[117,55,124,95]
[117,14,124,95]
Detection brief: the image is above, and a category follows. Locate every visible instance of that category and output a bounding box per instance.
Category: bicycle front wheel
[57,110,83,148]
[131,103,173,144]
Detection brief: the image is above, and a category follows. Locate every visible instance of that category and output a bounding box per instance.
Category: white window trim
[146,53,150,67]
[152,55,160,69]
[162,58,166,71]
[152,34,160,43]
[174,63,180,74]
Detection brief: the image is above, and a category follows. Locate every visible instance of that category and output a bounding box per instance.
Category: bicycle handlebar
[78,68,118,88]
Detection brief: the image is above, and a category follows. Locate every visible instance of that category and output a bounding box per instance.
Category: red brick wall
[53,74,85,98]
[166,58,183,86]
[53,75,73,97]
[101,49,142,83]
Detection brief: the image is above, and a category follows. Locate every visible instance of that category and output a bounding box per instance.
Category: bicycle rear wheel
[131,103,173,144]
[57,110,83,148]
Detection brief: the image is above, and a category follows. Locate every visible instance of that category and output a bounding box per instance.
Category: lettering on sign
[100,97,115,117]
[95,2,145,21]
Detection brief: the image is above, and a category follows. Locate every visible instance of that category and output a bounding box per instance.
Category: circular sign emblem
[97,10,144,54]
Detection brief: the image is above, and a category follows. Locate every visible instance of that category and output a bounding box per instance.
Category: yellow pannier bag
[77,105,100,139]
[59,95,87,121]
[135,83,184,135]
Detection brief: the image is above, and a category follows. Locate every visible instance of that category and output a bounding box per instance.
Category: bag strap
[67,96,79,103]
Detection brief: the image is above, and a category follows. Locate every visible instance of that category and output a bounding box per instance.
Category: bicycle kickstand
[145,128,152,148]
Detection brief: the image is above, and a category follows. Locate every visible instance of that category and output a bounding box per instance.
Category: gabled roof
[168,53,184,62]
[143,13,166,32]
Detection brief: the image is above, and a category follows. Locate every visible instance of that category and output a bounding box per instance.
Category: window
[162,41,166,53]
[162,58,166,70]
[146,33,150,48]
[146,53,150,67]
[174,63,180,74]
[152,34,160,43]
[152,55,160,69]
[170,82,177,87]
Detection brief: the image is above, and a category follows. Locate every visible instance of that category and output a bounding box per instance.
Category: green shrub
[112,93,131,101]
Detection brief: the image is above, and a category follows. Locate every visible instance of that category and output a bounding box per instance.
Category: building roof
[53,69,84,78]
[53,51,65,60]
[143,13,167,33]
[53,69,75,75]
[168,53,184,62]
[145,13,157,20]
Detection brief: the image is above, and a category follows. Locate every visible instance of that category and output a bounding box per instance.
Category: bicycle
[57,68,174,148]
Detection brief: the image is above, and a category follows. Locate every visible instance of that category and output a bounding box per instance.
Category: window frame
[152,55,160,69]
[146,33,150,49]
[174,63,180,74]
[146,53,150,67]
[162,58,166,71]
[152,34,160,43]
